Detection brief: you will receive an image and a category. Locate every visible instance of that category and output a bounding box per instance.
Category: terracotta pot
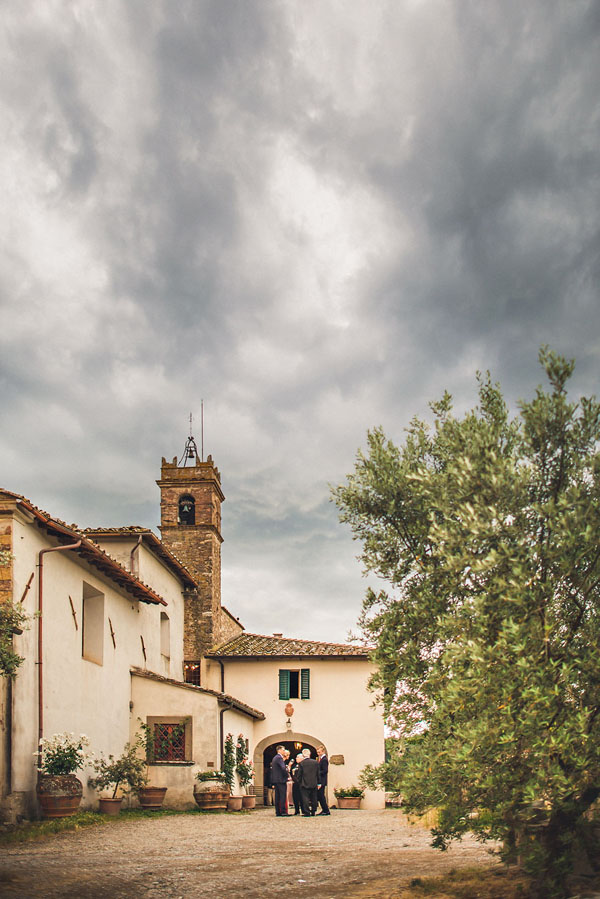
[227,796,243,811]
[137,786,167,810]
[193,783,229,811]
[98,797,123,815]
[241,795,256,809]
[37,775,83,819]
[336,796,362,809]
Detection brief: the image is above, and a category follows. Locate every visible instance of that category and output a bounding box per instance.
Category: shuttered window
[279,668,310,700]
[279,669,290,699]
[300,668,310,699]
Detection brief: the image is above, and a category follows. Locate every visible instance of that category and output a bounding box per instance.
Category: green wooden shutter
[300,668,310,699]
[279,669,290,700]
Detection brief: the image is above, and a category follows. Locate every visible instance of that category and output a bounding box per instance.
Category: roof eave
[13,498,167,606]
[207,653,370,660]
[83,528,198,590]
[130,667,265,719]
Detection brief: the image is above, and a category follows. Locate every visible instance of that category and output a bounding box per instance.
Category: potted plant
[88,741,147,814]
[236,734,255,809]
[135,719,187,810]
[36,733,91,818]
[193,770,230,811]
[334,786,365,809]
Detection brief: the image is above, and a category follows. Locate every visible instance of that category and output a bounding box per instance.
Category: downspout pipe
[130,535,143,575]
[37,541,81,756]
[219,700,234,769]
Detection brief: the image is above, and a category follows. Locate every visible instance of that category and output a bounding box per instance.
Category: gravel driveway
[0,808,498,898]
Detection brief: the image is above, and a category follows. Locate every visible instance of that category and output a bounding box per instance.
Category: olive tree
[332,349,600,897]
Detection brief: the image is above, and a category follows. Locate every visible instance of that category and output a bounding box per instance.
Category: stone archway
[253,732,327,805]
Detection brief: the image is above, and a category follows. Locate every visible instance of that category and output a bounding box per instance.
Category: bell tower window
[178,495,195,525]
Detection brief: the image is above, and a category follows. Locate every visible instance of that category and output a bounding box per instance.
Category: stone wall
[0,515,13,817]
[157,456,226,658]
[0,519,12,605]
[216,609,244,646]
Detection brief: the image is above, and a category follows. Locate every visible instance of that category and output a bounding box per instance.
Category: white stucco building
[0,446,384,821]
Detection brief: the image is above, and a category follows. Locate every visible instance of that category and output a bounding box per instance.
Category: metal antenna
[201,399,204,462]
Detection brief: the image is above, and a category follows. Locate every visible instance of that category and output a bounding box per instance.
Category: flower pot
[241,795,256,809]
[227,796,243,811]
[37,775,83,818]
[137,786,167,810]
[98,797,123,815]
[336,797,362,809]
[193,782,229,811]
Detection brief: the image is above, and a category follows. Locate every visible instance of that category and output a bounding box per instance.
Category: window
[178,494,195,525]
[82,583,104,665]
[153,723,185,761]
[184,661,201,685]
[146,717,191,763]
[279,668,310,700]
[160,612,170,659]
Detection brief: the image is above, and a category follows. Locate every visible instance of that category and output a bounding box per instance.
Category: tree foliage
[333,349,600,897]
[0,549,29,678]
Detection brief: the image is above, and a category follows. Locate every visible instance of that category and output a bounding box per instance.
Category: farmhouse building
[0,445,384,821]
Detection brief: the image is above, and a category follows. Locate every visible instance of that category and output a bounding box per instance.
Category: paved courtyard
[0,808,498,898]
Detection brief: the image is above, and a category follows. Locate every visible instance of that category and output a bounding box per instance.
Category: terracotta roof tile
[130,667,265,719]
[0,490,167,606]
[82,527,197,590]
[207,632,372,658]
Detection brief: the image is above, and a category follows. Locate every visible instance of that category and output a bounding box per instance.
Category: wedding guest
[291,753,303,815]
[270,745,289,817]
[316,745,330,815]
[283,749,293,809]
[298,748,319,816]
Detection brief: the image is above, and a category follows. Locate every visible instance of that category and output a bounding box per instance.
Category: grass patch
[0,811,106,844]
[0,805,242,845]
[398,866,533,899]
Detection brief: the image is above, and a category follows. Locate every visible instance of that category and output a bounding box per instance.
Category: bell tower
[157,433,225,667]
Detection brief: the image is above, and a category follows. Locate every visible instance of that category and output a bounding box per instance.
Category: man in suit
[298,748,319,816]
[270,745,289,816]
[316,744,330,815]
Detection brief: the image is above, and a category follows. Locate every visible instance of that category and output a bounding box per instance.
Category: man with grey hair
[298,748,319,816]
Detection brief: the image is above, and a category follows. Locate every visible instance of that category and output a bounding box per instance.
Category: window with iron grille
[184,661,201,685]
[153,722,186,761]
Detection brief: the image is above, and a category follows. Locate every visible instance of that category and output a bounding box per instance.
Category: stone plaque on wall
[330,754,344,765]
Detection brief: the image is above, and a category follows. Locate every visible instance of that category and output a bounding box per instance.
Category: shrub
[88,742,147,799]
[334,786,364,799]
[38,733,91,776]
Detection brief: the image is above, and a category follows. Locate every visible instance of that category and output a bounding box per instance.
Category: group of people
[269,744,330,817]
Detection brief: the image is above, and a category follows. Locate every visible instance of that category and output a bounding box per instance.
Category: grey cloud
[2,0,600,640]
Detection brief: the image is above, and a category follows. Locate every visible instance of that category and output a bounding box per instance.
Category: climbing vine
[222,733,236,791]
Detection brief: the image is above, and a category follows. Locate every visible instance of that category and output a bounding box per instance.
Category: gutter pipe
[130,534,143,576]
[37,541,81,753]
[219,700,234,769]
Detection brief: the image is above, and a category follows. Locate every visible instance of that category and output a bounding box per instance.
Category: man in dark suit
[270,745,289,816]
[316,744,330,815]
[298,748,319,816]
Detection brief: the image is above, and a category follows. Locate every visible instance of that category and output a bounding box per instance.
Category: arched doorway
[253,732,326,806]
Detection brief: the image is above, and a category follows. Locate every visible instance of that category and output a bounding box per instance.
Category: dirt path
[0,808,498,898]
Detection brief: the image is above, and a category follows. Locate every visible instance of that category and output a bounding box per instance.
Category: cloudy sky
[1,1,599,642]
